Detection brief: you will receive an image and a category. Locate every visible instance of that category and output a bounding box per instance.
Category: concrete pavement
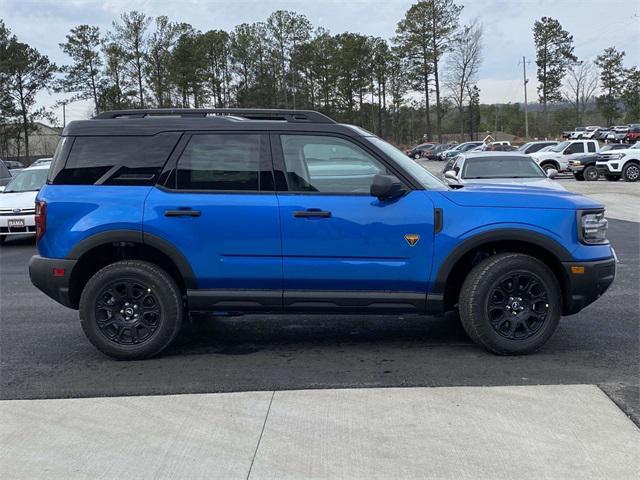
[1,385,639,479]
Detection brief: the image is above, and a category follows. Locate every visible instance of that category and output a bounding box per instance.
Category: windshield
[462,156,546,179]
[0,161,10,178]
[517,142,532,152]
[3,168,48,193]
[366,137,447,190]
[550,141,570,153]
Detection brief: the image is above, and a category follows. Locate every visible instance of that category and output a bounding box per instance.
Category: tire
[573,173,585,181]
[604,174,620,182]
[0,235,5,245]
[540,162,557,174]
[622,162,640,182]
[458,253,561,355]
[79,260,183,360]
[582,165,599,181]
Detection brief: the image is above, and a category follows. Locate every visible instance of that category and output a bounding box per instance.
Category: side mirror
[444,170,459,181]
[546,169,558,178]
[370,174,406,201]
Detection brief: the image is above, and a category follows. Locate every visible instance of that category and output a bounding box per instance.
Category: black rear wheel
[79,260,183,360]
[458,253,561,355]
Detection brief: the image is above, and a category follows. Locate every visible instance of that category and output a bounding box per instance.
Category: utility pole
[62,101,67,128]
[519,56,531,138]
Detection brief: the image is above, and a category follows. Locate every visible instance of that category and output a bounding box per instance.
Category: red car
[626,126,640,143]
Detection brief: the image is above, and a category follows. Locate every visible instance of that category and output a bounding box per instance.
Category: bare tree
[563,61,598,125]
[445,19,483,139]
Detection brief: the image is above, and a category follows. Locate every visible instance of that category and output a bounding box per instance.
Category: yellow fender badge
[404,234,420,246]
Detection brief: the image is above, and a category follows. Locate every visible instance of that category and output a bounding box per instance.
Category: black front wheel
[604,174,620,182]
[573,172,585,181]
[458,253,561,355]
[79,260,183,360]
[583,165,599,181]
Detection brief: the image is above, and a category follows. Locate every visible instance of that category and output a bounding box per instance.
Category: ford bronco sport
[29,109,616,360]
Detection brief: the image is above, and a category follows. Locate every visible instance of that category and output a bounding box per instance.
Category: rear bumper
[29,255,77,309]
[561,254,616,315]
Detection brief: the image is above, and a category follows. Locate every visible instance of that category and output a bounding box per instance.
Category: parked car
[517,141,558,155]
[440,141,483,160]
[3,159,25,170]
[567,154,604,181]
[29,108,615,360]
[0,164,49,244]
[423,143,455,160]
[596,142,640,182]
[32,157,53,166]
[440,152,565,190]
[568,127,587,139]
[625,126,640,143]
[0,160,12,191]
[594,129,611,141]
[406,143,436,159]
[579,126,604,140]
[529,140,599,173]
[606,126,629,143]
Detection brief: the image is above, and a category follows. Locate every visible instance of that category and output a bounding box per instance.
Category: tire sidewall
[461,254,561,355]
[583,166,599,181]
[79,261,182,360]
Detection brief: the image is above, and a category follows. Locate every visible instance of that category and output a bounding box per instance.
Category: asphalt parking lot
[1,214,638,423]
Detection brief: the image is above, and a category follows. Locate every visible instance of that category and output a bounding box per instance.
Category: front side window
[565,143,585,154]
[176,134,266,191]
[280,135,389,194]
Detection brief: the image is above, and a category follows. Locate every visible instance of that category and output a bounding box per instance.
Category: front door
[274,133,434,312]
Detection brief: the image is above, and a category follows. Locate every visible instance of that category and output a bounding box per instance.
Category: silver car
[440,152,565,191]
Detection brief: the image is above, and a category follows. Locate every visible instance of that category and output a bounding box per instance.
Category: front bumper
[561,254,616,315]
[29,255,78,309]
[0,214,36,236]
[567,163,584,173]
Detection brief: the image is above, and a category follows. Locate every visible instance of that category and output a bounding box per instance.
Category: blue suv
[29,109,616,359]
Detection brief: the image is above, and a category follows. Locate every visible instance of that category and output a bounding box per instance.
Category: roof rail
[92,108,336,124]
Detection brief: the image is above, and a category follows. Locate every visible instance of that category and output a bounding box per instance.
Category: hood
[440,183,602,210]
[0,190,38,209]
[530,150,560,159]
[462,177,566,191]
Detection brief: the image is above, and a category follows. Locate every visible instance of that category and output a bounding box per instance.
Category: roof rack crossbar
[92,108,336,124]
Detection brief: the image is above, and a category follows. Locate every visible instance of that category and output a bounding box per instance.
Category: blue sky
[1,0,638,123]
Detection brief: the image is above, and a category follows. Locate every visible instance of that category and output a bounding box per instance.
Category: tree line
[1,1,639,159]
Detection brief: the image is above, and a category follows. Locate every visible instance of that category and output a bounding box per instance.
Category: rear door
[143,132,282,308]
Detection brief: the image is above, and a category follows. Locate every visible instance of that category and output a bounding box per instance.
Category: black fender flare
[66,229,196,289]
[431,228,572,297]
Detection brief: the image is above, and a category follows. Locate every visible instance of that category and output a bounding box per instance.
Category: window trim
[158,131,275,194]
[270,131,415,195]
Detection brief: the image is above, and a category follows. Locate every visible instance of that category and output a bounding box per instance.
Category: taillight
[35,200,46,242]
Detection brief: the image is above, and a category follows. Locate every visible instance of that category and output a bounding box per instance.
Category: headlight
[573,160,581,165]
[578,210,608,244]
[608,153,625,160]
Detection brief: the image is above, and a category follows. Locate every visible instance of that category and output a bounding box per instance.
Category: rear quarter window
[50,133,180,186]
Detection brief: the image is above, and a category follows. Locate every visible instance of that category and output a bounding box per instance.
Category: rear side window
[51,133,180,185]
[587,143,596,153]
[176,134,269,191]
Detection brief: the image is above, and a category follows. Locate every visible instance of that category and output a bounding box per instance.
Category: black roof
[64,108,366,137]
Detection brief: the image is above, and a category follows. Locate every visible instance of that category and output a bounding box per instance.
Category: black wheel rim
[94,279,162,345]
[486,272,549,341]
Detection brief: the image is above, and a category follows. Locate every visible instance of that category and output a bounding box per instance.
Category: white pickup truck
[529,140,599,173]
[595,142,640,182]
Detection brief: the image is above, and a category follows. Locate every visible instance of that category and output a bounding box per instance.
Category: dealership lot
[1,169,638,478]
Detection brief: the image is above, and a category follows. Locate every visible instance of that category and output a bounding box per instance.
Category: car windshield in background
[462,156,546,179]
[550,141,570,152]
[366,136,447,190]
[0,161,10,178]
[3,169,48,193]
